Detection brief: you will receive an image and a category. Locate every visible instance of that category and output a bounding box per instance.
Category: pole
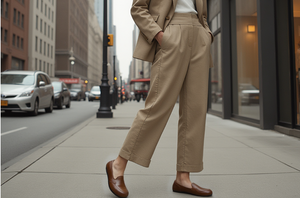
[97,0,113,118]
[112,55,116,109]
[120,76,123,104]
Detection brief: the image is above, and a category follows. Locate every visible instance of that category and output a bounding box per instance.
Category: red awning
[130,78,150,84]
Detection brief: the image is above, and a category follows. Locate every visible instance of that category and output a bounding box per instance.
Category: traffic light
[114,77,117,81]
[84,80,88,84]
[107,34,113,46]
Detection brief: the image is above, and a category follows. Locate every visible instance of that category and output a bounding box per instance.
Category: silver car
[88,86,101,102]
[1,70,54,116]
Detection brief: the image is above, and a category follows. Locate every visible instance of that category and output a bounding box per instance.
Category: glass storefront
[208,0,222,112]
[231,0,260,120]
[293,0,300,125]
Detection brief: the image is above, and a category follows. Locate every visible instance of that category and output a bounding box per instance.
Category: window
[45,4,47,16]
[52,11,54,22]
[50,64,52,76]
[12,34,15,46]
[36,15,38,29]
[231,0,260,120]
[40,19,43,32]
[17,36,19,48]
[35,36,38,51]
[39,60,42,70]
[48,25,50,37]
[47,63,49,74]
[52,0,53,6]
[5,2,8,18]
[13,9,16,23]
[21,38,23,49]
[44,22,46,35]
[47,44,49,57]
[43,61,46,71]
[36,0,39,8]
[4,29,7,42]
[40,39,42,53]
[21,14,24,28]
[51,28,53,40]
[51,46,53,58]
[41,0,43,12]
[48,7,50,19]
[35,58,38,70]
[44,41,46,55]
[17,11,20,26]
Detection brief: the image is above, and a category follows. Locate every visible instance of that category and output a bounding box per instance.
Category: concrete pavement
[2,101,300,198]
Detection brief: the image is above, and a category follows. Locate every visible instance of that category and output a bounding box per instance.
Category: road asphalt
[1,101,300,198]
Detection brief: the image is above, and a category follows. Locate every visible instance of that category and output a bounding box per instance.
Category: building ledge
[274,125,300,138]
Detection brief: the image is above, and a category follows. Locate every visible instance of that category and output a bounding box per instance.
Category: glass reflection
[210,33,222,112]
[293,0,300,125]
[232,0,260,120]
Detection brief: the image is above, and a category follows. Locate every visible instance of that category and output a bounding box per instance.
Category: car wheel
[29,100,39,116]
[66,98,71,108]
[58,97,63,109]
[45,99,53,113]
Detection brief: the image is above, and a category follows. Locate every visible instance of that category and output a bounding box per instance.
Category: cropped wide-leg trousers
[119,13,211,172]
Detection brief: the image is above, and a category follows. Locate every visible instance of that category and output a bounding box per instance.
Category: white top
[175,0,198,14]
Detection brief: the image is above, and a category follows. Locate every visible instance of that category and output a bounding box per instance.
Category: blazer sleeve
[202,0,214,42]
[131,0,162,45]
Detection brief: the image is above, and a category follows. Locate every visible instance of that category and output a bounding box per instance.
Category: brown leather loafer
[106,160,129,198]
[172,180,212,197]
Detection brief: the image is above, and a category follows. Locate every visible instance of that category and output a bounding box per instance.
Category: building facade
[87,0,103,91]
[128,24,151,92]
[55,0,88,81]
[207,0,300,137]
[28,0,56,77]
[1,0,29,71]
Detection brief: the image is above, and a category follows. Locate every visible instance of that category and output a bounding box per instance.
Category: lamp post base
[96,111,113,118]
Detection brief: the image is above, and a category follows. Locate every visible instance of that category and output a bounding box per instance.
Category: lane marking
[1,127,28,136]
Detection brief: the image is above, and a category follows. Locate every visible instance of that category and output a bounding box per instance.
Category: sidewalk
[2,101,300,198]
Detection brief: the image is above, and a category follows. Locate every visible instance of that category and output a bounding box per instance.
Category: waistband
[170,13,201,25]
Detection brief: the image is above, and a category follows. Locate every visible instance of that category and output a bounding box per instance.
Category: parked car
[239,83,260,105]
[1,70,54,116]
[88,86,101,102]
[52,81,71,109]
[70,83,86,101]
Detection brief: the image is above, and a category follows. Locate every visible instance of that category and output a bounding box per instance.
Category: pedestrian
[106,0,214,197]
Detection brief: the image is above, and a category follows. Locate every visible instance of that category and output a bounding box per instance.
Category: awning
[130,78,150,84]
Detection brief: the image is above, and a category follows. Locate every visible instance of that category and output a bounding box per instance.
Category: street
[1,100,101,169]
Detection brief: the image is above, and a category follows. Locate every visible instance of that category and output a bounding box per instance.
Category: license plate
[254,96,259,99]
[95,96,99,99]
[1,100,8,106]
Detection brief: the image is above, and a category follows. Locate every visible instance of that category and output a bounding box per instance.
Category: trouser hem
[119,149,151,168]
[177,163,203,173]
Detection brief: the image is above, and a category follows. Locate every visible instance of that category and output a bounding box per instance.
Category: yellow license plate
[1,100,8,106]
[254,96,259,99]
[95,96,99,99]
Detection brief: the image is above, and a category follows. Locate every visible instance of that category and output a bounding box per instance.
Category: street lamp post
[97,0,113,118]
[112,55,116,109]
[120,76,123,104]
[69,48,75,78]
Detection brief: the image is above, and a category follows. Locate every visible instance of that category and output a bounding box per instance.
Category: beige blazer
[131,0,214,64]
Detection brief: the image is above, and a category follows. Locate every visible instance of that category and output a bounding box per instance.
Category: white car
[88,86,101,102]
[1,70,54,116]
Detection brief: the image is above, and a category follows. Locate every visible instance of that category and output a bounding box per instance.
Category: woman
[106,0,214,197]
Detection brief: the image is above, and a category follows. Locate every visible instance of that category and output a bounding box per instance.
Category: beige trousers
[119,13,211,172]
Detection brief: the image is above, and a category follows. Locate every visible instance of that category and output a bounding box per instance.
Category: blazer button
[165,16,170,20]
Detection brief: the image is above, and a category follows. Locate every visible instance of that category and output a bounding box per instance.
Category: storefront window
[209,0,222,112]
[293,0,300,125]
[231,0,260,120]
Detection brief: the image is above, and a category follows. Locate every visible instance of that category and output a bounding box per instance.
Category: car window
[41,74,50,85]
[52,82,62,91]
[45,75,51,85]
[91,86,100,91]
[1,74,35,85]
[37,74,43,86]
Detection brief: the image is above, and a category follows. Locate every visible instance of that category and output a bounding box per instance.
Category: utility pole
[97,0,113,118]
[112,55,116,109]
